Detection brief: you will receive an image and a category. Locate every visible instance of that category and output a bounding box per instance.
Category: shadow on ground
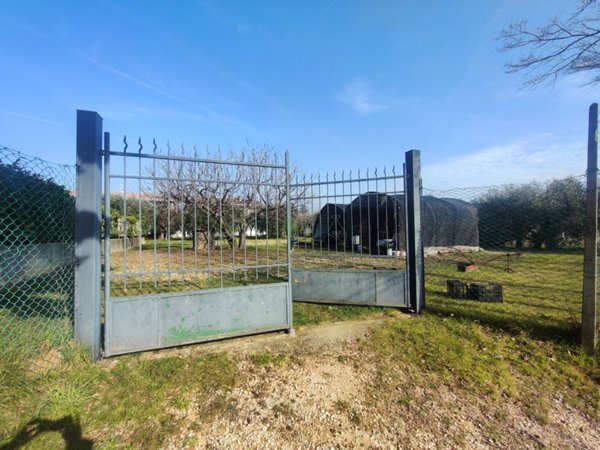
[425,286,581,345]
[0,416,93,450]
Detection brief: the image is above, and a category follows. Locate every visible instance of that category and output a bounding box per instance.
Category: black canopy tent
[312,192,479,254]
[312,203,347,249]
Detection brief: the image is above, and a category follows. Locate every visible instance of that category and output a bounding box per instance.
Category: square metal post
[582,103,598,354]
[405,149,425,313]
[75,110,103,360]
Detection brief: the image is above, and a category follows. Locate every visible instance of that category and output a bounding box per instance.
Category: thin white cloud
[104,2,290,120]
[335,80,388,115]
[423,134,586,190]
[75,53,267,138]
[312,0,339,23]
[0,108,73,129]
[1,14,267,139]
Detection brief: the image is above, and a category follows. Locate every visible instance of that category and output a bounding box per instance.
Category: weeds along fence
[423,175,590,342]
[0,145,76,370]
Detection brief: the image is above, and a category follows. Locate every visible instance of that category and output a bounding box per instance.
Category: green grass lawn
[141,237,288,252]
[0,248,598,448]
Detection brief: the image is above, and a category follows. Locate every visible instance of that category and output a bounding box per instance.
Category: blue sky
[0,0,594,189]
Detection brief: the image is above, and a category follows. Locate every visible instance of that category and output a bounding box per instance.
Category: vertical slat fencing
[289,150,423,309]
[99,131,293,356]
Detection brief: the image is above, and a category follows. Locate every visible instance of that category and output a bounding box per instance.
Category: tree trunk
[238,229,246,249]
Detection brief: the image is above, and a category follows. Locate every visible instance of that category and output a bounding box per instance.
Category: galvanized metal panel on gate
[104,283,289,356]
[291,269,408,307]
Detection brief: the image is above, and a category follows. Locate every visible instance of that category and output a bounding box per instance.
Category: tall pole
[405,149,424,313]
[75,110,103,360]
[582,103,598,355]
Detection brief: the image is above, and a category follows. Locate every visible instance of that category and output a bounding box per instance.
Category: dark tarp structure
[312,192,479,254]
[312,203,347,249]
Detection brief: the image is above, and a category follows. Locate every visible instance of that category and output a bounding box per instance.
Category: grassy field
[0,248,598,448]
[105,238,405,297]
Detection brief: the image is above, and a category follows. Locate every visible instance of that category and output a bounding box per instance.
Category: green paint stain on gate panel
[163,326,242,344]
[165,321,244,345]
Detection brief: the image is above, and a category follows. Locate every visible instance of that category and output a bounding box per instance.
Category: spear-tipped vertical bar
[318,173,323,254]
[193,146,198,285]
[207,169,211,287]
[366,168,371,256]
[308,174,313,262]
[375,168,381,256]
[285,151,294,332]
[393,165,402,266]
[358,169,363,256]
[138,138,143,289]
[254,187,259,280]
[275,181,280,278]
[232,188,236,281]
[167,143,172,288]
[333,172,338,266]
[180,144,185,285]
[219,185,224,288]
[349,170,354,257]
[180,196,185,285]
[265,187,270,278]
[103,131,111,329]
[243,185,248,280]
[341,170,345,258]
[122,136,128,291]
[383,167,390,253]
[152,139,157,289]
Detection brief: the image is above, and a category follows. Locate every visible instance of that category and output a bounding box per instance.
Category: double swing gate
[74,111,423,359]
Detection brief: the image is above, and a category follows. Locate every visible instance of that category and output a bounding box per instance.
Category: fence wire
[0,145,75,371]
[423,174,589,341]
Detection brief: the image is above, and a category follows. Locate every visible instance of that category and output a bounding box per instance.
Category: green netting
[0,145,75,371]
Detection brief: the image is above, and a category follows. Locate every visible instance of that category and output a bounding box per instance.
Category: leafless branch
[499,0,600,87]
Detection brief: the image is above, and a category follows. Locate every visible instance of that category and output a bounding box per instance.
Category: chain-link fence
[423,175,588,342]
[0,145,75,372]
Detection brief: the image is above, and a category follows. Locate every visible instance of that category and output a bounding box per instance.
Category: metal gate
[74,111,424,360]
[74,111,293,358]
[289,151,424,311]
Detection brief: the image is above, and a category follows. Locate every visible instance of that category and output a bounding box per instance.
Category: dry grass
[105,239,406,297]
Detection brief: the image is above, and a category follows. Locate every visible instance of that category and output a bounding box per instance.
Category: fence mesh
[423,175,588,342]
[0,138,595,366]
[0,145,75,372]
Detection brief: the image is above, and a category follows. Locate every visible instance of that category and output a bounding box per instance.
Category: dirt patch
[112,313,399,365]
[158,317,599,449]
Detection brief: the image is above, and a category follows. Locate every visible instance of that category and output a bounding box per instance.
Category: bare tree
[499,0,600,86]
[150,145,293,250]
